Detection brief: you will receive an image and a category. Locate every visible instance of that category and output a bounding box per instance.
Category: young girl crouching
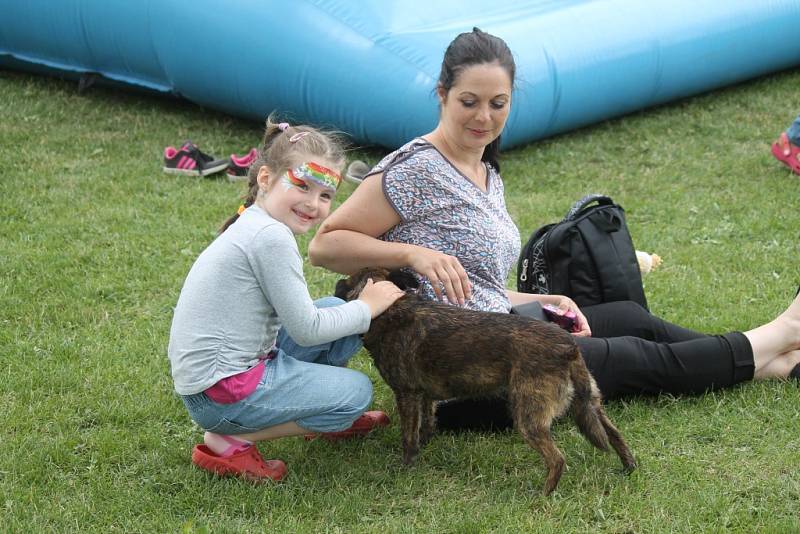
[168,118,404,481]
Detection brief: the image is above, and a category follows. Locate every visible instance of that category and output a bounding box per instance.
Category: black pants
[435,300,755,431]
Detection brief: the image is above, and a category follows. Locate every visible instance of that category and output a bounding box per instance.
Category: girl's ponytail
[218,186,259,233]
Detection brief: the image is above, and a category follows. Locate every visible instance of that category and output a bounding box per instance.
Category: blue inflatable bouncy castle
[2,1,799,149]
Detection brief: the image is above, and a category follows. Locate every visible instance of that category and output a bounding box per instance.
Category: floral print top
[371,139,520,313]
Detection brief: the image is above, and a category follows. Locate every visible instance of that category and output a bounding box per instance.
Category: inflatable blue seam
[0,50,173,93]
[1,0,800,149]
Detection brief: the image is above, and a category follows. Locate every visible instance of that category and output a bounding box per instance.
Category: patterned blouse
[371,139,521,313]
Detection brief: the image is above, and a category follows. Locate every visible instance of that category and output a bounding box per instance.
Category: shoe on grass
[791,363,800,381]
[344,160,371,184]
[227,148,258,183]
[771,132,800,175]
[163,141,229,177]
[191,443,287,482]
[305,410,390,441]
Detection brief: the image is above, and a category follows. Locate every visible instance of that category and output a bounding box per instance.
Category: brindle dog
[335,267,636,495]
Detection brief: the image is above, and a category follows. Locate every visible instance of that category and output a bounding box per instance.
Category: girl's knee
[299,371,373,431]
[344,371,373,413]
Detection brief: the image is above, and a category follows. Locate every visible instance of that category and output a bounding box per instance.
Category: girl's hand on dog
[358,279,406,318]
[552,296,592,337]
[406,246,472,305]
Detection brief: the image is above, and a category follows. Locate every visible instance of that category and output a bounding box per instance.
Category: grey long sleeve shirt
[168,205,371,395]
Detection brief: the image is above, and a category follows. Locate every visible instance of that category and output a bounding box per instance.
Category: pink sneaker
[227,148,258,183]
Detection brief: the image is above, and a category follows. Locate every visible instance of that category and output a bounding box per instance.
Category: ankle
[204,432,253,457]
[778,310,800,351]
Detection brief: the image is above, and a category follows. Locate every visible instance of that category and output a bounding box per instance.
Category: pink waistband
[204,351,275,404]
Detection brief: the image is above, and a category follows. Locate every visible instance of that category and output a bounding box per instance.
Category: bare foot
[745,290,800,375]
[777,289,800,349]
[754,350,800,380]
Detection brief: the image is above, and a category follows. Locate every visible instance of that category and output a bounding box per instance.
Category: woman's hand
[406,246,472,305]
[357,279,406,318]
[551,295,592,337]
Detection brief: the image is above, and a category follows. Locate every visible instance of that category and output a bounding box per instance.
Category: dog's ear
[388,269,419,291]
[334,278,352,300]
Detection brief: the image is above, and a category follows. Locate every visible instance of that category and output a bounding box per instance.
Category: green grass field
[1,67,799,533]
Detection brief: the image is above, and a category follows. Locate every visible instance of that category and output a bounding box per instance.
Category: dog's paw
[418,429,436,448]
[401,449,419,466]
[622,457,637,474]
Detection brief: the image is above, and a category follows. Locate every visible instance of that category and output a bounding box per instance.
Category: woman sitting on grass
[309,28,800,429]
[168,118,404,481]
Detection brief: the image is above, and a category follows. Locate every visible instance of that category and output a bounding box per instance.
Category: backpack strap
[564,194,614,221]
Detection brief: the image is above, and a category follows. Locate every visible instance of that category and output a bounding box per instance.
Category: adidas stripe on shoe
[163,141,229,177]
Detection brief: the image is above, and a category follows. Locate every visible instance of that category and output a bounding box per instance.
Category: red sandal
[771,132,800,175]
[191,444,287,482]
[305,410,390,441]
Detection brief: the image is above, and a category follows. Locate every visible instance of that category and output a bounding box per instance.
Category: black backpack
[516,194,648,310]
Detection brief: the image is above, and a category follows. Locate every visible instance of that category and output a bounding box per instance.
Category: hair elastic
[278,122,290,131]
[289,132,311,143]
[237,204,246,215]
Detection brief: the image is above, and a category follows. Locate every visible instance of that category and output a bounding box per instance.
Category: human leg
[183,349,375,480]
[772,115,800,174]
[742,290,800,379]
[787,113,800,145]
[581,290,800,396]
[273,296,390,439]
[185,296,381,480]
[207,351,374,433]
[582,300,706,342]
[275,296,364,367]
[580,301,747,396]
[576,333,754,398]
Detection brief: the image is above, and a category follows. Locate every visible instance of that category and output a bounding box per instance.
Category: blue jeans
[788,113,800,145]
[181,297,371,435]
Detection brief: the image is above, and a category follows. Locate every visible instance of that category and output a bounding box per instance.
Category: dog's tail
[569,353,610,452]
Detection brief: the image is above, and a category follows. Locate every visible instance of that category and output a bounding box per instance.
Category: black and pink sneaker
[163,141,229,177]
[226,148,258,183]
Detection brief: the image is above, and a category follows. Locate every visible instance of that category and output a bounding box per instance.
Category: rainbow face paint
[286,162,341,191]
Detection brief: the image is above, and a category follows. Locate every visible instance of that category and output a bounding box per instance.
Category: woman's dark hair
[219,114,345,233]
[438,27,515,172]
